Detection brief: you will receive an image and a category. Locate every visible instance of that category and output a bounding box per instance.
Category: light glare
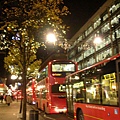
[46,33,57,43]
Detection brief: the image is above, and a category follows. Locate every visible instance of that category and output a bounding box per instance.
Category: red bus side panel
[74,103,120,120]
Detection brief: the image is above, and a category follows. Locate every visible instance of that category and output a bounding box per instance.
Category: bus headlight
[54,107,67,113]
[32,101,36,105]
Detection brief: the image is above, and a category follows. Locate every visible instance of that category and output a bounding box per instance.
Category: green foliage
[4,38,42,78]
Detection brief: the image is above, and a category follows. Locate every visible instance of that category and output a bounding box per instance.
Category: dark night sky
[0,0,107,79]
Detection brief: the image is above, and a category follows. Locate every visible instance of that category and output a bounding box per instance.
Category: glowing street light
[46,33,57,44]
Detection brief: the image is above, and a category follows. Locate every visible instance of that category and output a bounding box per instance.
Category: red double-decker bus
[35,59,78,114]
[26,78,37,105]
[66,54,120,120]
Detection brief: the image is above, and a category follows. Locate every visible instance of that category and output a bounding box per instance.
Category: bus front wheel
[77,109,84,120]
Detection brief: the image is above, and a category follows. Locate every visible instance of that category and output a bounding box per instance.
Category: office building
[67,0,120,70]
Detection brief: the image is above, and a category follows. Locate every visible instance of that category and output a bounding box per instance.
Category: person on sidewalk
[0,93,4,103]
[6,95,12,106]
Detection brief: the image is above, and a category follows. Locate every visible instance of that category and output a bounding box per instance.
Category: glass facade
[68,0,120,70]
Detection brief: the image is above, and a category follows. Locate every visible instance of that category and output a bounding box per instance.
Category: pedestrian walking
[0,93,4,103]
[6,95,12,106]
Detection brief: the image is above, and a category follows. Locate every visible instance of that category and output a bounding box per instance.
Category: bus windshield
[52,63,75,72]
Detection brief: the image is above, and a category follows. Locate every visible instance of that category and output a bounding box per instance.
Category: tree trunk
[22,44,27,120]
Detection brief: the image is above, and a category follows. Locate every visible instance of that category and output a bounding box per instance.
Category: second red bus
[35,59,78,114]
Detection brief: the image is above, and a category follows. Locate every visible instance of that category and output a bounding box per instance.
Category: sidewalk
[0,100,38,120]
[0,101,72,120]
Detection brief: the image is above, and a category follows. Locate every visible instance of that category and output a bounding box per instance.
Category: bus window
[76,89,84,103]
[73,81,85,103]
[86,77,101,104]
[52,63,75,72]
[86,79,94,103]
[101,72,118,105]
